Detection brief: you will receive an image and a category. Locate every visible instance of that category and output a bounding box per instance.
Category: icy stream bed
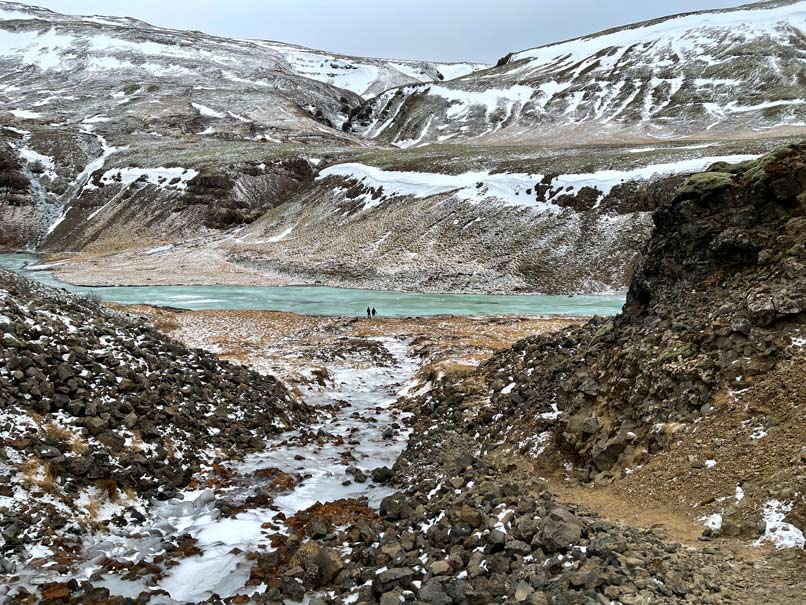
[7,338,419,604]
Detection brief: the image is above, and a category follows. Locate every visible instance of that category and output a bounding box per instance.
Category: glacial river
[0,253,624,317]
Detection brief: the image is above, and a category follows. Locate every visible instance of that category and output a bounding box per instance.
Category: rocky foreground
[3,145,806,603]
[0,270,309,577]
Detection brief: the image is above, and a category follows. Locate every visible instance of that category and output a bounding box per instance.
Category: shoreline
[16,249,629,297]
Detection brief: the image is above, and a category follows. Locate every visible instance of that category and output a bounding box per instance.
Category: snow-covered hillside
[255,40,487,98]
[0,1,484,140]
[0,0,803,295]
[352,0,806,145]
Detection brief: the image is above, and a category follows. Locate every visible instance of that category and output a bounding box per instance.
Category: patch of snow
[0,28,76,70]
[755,500,805,549]
[192,103,225,118]
[500,382,516,395]
[227,111,251,122]
[705,459,717,469]
[0,8,42,21]
[701,513,723,531]
[389,62,430,82]
[267,224,297,243]
[96,166,199,190]
[427,84,534,121]
[437,63,488,81]
[265,45,382,97]
[319,154,760,211]
[144,245,175,255]
[8,109,42,119]
[18,147,55,176]
[724,99,806,113]
[82,114,112,124]
[751,426,768,440]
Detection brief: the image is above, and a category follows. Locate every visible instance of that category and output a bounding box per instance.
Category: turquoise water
[0,253,624,317]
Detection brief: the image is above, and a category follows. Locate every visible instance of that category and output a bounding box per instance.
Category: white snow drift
[319,154,760,211]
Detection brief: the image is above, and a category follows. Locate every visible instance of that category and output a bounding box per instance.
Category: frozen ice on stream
[8,337,418,604]
[159,339,417,602]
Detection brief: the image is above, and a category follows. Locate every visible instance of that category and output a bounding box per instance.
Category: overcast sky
[31,0,752,63]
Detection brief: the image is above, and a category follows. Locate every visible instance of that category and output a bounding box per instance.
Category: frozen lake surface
[0,253,624,317]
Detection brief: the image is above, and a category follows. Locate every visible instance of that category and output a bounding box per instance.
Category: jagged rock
[373,567,415,594]
[380,592,402,605]
[419,579,452,604]
[430,560,452,575]
[379,493,414,521]
[372,466,393,484]
[539,507,584,553]
[315,547,344,585]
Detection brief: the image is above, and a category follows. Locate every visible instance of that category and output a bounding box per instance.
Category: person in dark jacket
[367,307,371,318]
[371,307,377,317]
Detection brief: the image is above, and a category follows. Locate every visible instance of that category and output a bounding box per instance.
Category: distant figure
[367,306,371,318]
[372,307,377,317]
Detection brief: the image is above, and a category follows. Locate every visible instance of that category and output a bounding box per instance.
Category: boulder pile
[0,270,310,561]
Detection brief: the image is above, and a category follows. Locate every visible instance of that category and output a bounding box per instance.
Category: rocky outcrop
[0,147,33,250]
[415,142,806,486]
[41,156,317,253]
[0,270,310,558]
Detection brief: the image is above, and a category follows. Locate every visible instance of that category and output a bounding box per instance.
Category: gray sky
[31,0,753,63]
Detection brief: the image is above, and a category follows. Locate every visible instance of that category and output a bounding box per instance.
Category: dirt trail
[551,479,806,604]
[552,481,705,545]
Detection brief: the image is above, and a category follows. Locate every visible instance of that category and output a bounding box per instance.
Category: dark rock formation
[0,270,311,557]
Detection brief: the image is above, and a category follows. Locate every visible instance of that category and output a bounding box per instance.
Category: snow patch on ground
[500,382,516,395]
[427,84,534,122]
[755,500,805,549]
[96,167,199,190]
[267,224,297,243]
[191,103,225,118]
[8,109,42,119]
[18,146,56,179]
[437,63,488,81]
[701,513,723,531]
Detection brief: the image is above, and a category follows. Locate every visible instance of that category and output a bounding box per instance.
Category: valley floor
[118,310,806,602]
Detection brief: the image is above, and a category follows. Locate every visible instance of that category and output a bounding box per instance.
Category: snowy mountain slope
[352,0,806,145]
[0,1,366,140]
[1,1,803,295]
[254,40,488,98]
[0,1,371,251]
[0,2,489,251]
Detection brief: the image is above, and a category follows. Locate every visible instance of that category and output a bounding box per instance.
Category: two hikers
[366,307,377,318]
